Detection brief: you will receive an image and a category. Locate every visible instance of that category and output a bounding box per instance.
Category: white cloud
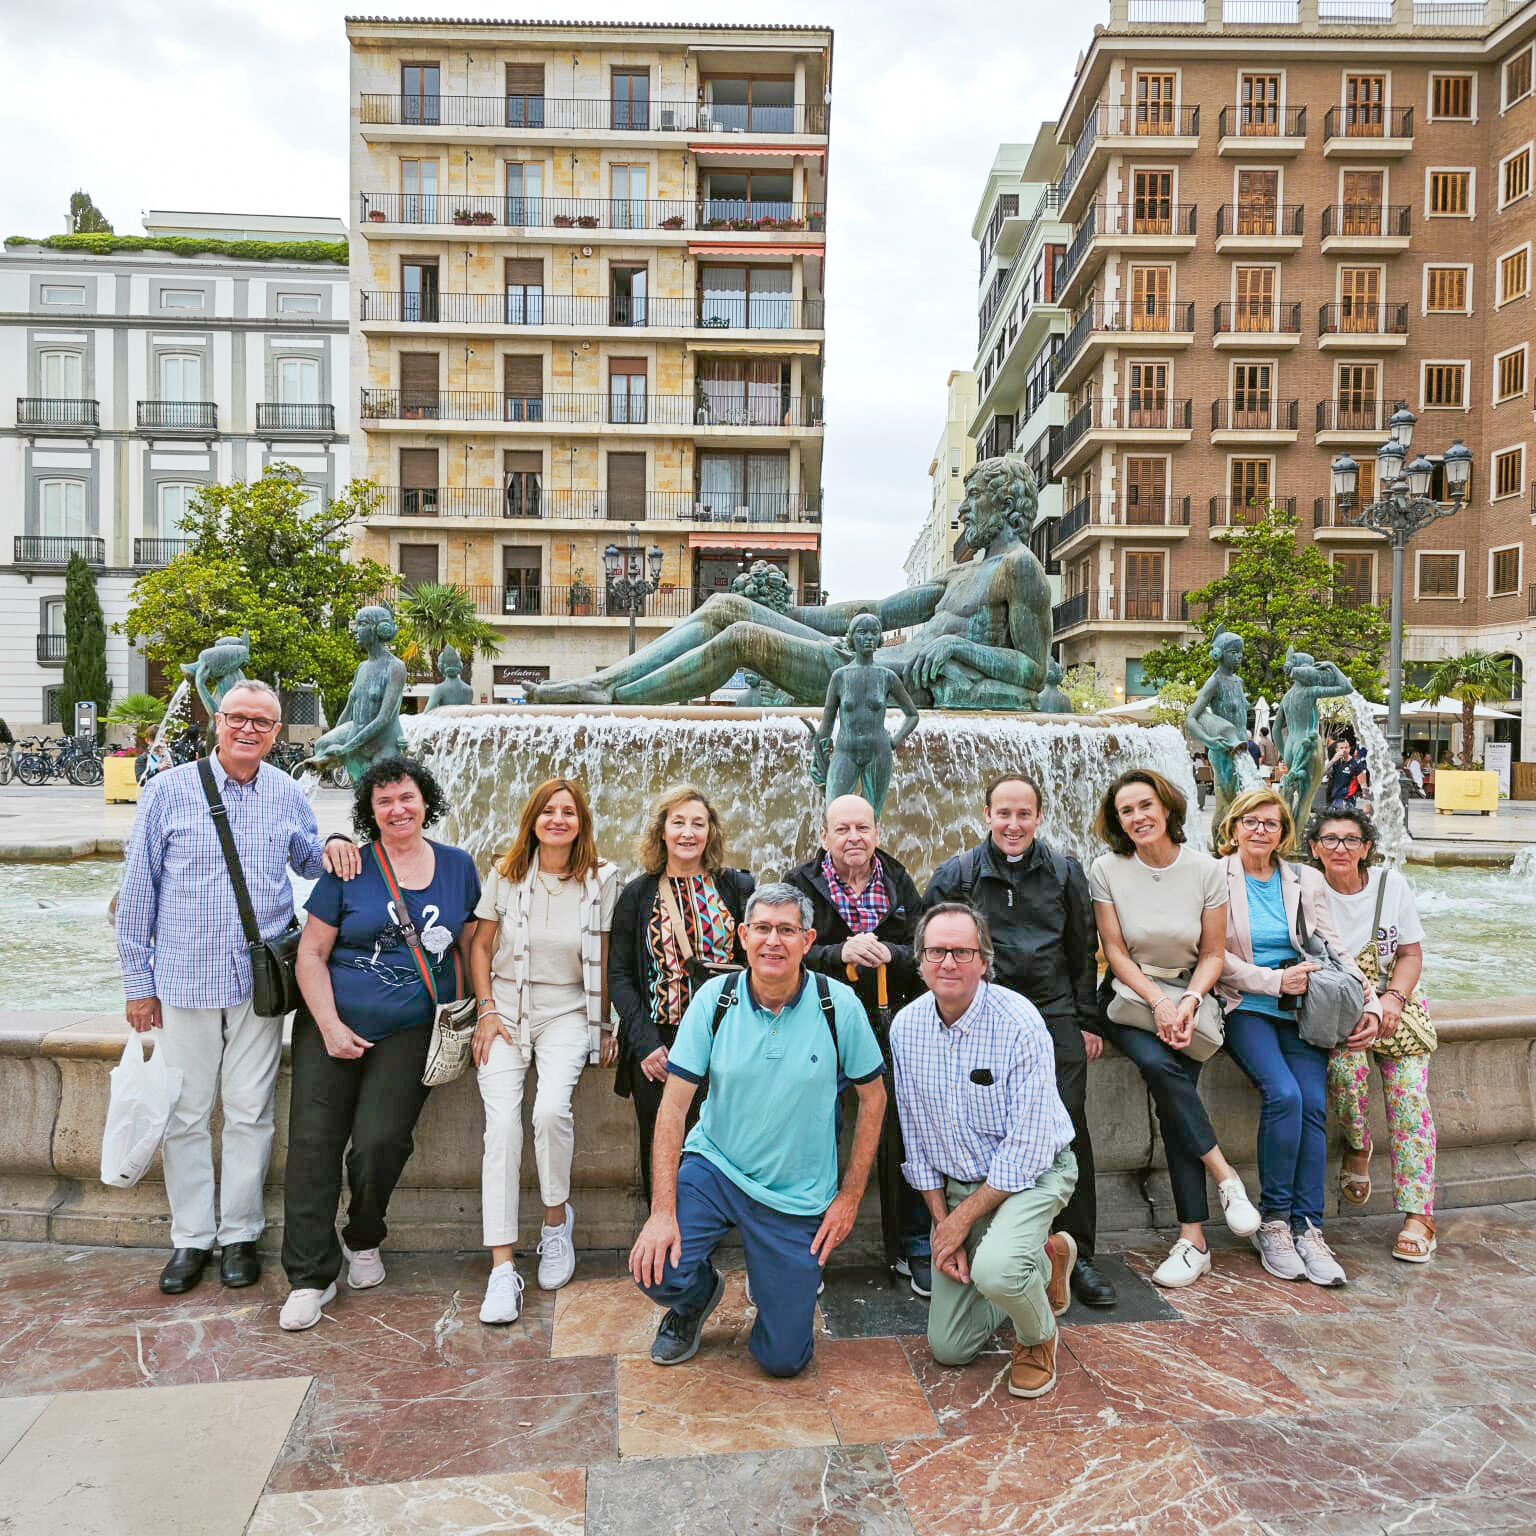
[3,0,1083,595]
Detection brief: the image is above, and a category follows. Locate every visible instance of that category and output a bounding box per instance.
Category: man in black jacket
[924,772,1117,1308]
[788,794,931,1296]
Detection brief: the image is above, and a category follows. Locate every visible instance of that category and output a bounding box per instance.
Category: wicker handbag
[1354,872,1436,1059]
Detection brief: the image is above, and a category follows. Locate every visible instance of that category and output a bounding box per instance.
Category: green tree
[67,190,113,234]
[395,583,501,680]
[105,692,167,750]
[1414,650,1520,769]
[1061,663,1114,713]
[58,553,112,735]
[123,468,394,720]
[1148,679,1198,727]
[1139,503,1388,702]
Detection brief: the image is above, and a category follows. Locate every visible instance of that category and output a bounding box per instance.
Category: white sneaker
[342,1242,385,1290]
[480,1262,525,1325]
[1294,1222,1347,1287]
[1252,1220,1307,1281]
[279,1283,337,1331]
[1151,1238,1212,1288]
[537,1205,576,1291]
[1217,1177,1262,1237]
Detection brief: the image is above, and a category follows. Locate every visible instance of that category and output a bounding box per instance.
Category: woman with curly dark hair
[279,755,480,1331]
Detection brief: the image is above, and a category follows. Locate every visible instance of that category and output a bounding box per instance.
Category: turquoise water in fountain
[4,853,1531,1014]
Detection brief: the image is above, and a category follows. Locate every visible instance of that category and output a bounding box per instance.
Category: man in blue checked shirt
[117,681,359,1298]
[890,901,1079,1399]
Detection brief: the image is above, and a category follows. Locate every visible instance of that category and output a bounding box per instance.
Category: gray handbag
[1293,900,1366,1049]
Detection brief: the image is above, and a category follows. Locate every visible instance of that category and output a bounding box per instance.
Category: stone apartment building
[904,369,978,585]
[346,17,831,697]
[970,0,1534,741]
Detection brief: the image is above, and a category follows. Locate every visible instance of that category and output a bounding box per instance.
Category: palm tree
[396,582,501,681]
[1414,650,1519,769]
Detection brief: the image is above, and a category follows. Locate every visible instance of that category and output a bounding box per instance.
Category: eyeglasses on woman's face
[1315,833,1366,850]
[1238,815,1283,834]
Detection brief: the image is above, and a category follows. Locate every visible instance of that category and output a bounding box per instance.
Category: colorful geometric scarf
[647,874,737,1039]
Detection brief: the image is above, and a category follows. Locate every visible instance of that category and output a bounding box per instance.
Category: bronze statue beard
[964,505,1009,554]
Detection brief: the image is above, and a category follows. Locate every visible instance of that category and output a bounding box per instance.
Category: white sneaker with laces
[1217,1177,1262,1237]
[537,1205,577,1290]
[480,1262,525,1325]
[280,1283,337,1332]
[1252,1219,1308,1280]
[1151,1238,1212,1288]
[1294,1222,1347,1287]
[342,1242,385,1290]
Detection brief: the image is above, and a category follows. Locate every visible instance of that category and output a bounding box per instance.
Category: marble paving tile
[0,1375,311,1535]
[900,1335,1120,1438]
[1183,1402,1536,1524]
[0,1393,51,1460]
[1120,1247,1351,1324]
[1063,1320,1313,1423]
[817,1264,932,1340]
[248,1467,586,1534]
[1257,1490,1536,1536]
[551,1271,759,1359]
[586,1443,916,1536]
[887,1424,1263,1535]
[816,1337,939,1444]
[1320,1233,1533,1317]
[1058,1254,1185,1327]
[267,1355,617,1493]
[615,1349,837,1459]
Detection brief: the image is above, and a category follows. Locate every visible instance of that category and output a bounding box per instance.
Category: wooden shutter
[1237,170,1278,234]
[1340,268,1380,330]
[1342,171,1383,234]
[504,356,542,394]
[1335,553,1373,606]
[506,64,543,92]
[1241,74,1280,131]
[398,544,439,588]
[607,452,646,517]
[505,258,543,286]
[1133,170,1174,232]
[1131,266,1171,330]
[1123,456,1166,523]
[1123,552,1165,618]
[400,352,439,416]
[1346,75,1385,133]
[1235,266,1275,330]
[399,448,438,488]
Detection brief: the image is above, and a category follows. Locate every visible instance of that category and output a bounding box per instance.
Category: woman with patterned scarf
[609,785,754,1202]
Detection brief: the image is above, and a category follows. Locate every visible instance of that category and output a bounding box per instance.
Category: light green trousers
[926,1148,1078,1367]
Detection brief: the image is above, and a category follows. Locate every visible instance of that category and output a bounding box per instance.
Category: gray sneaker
[650,1267,725,1366]
[1294,1222,1347,1287]
[1252,1219,1307,1281]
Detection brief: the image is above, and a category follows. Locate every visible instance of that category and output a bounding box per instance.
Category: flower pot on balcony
[472,211,495,225]
[552,214,576,227]
[368,210,386,222]
[452,211,475,225]
[576,215,600,229]
[660,215,685,229]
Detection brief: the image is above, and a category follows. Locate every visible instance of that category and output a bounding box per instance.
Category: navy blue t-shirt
[305,840,481,1041]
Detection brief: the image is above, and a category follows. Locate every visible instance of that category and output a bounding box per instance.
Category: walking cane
[853,963,904,1279]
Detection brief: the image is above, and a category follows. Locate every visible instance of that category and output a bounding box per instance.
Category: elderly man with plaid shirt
[890,900,1078,1399]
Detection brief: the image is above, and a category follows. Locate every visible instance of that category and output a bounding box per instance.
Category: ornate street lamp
[1331,405,1472,790]
[603,525,665,655]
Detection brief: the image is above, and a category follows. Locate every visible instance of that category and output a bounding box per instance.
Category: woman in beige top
[1089,769,1261,1289]
[469,778,622,1326]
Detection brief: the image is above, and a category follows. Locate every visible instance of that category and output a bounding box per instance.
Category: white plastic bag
[100,1031,183,1189]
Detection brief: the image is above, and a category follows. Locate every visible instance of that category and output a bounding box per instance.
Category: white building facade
[0,213,350,730]
[904,369,977,587]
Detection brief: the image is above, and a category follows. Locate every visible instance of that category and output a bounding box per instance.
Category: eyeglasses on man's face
[1238,815,1283,834]
[921,946,981,965]
[219,712,282,735]
[1315,833,1366,850]
[745,922,805,941]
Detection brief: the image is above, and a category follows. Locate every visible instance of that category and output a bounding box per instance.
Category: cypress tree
[57,553,111,735]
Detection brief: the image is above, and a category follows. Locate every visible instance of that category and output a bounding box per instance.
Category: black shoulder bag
[197,758,303,1017]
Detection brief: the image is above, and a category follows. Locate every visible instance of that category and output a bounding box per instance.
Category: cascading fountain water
[147,679,192,760]
[1322,692,1411,863]
[404,706,1204,880]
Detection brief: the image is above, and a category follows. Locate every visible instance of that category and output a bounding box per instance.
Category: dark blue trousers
[1223,1008,1330,1229]
[640,1153,823,1377]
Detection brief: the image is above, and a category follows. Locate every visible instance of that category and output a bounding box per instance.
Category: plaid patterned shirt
[116,755,328,1009]
[889,981,1075,1193]
[821,853,891,935]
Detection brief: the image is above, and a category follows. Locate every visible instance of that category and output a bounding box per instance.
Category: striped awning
[687,243,824,256]
[689,532,819,551]
[688,143,827,157]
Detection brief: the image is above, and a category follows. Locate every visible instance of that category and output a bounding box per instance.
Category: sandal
[1338,1153,1371,1207]
[1393,1215,1437,1264]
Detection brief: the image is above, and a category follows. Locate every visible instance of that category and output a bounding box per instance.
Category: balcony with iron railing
[1315,398,1392,437]
[1058,203,1198,301]
[1318,302,1409,344]
[978,267,1012,340]
[1211,398,1300,436]
[35,634,67,665]
[375,582,706,621]
[1057,395,1194,464]
[359,290,825,331]
[1115,0,1524,28]
[1058,103,1201,216]
[1211,495,1297,527]
[14,536,105,567]
[358,94,828,135]
[368,486,821,523]
[133,538,193,566]
[1321,204,1412,250]
[1053,587,1190,630]
[1026,425,1063,488]
[1212,301,1303,341]
[255,403,336,434]
[1323,104,1414,151]
[1214,203,1305,247]
[359,193,825,234]
[17,397,99,433]
[359,389,824,429]
[137,401,218,434]
[1054,299,1197,388]
[980,193,1020,274]
[1313,496,1397,532]
[1049,494,1192,552]
[1217,104,1307,148]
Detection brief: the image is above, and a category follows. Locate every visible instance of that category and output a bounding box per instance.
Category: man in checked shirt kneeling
[889,901,1079,1397]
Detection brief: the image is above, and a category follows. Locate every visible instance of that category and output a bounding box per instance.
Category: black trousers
[282,1009,432,1290]
[1042,1009,1097,1258]
[1098,1015,1217,1225]
[629,1071,703,1207]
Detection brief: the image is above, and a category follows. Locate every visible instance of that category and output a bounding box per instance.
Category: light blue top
[667,970,884,1216]
[1241,870,1302,1020]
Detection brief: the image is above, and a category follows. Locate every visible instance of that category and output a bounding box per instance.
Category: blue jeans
[640,1153,824,1377]
[1223,1008,1330,1229]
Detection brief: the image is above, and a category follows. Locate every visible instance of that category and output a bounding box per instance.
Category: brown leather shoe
[1045,1232,1077,1318]
[1008,1334,1058,1398]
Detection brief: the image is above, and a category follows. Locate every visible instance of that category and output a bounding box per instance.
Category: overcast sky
[2,0,1084,595]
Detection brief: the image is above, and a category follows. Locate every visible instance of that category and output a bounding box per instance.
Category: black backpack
[951,839,1071,904]
[709,970,839,1057]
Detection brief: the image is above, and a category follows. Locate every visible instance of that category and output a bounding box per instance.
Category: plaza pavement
[2,1205,1536,1534]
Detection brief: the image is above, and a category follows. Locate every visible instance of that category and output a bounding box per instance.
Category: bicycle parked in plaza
[11,735,105,787]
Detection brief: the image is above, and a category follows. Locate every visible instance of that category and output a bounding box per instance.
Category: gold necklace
[537,867,571,921]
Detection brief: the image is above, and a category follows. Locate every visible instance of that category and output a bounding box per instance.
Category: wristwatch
[1180,990,1204,1007]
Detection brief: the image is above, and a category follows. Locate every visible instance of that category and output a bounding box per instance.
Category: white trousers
[477,1009,590,1248]
[156,1000,283,1249]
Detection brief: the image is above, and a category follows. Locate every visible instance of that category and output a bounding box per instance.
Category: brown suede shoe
[1045,1232,1077,1318]
[1008,1334,1058,1398]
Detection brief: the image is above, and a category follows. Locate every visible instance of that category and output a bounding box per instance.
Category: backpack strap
[954,845,986,904]
[814,971,839,1057]
[708,972,740,1038]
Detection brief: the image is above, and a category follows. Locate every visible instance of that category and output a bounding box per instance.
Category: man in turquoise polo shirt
[629,882,887,1376]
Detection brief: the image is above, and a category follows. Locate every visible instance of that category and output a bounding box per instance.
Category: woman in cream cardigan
[1216,786,1379,1289]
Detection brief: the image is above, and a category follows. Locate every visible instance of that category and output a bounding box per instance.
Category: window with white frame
[1504,46,1533,110]
[275,292,323,315]
[1427,168,1473,216]
[38,479,86,536]
[1490,544,1522,596]
[276,355,320,404]
[38,350,83,397]
[1501,144,1532,207]
[154,483,199,539]
[158,352,203,401]
[1494,344,1527,402]
[1416,550,1462,598]
[1492,445,1525,500]
[1429,73,1475,120]
[1423,265,1470,313]
[1421,361,1468,409]
[39,285,86,305]
[1499,245,1530,305]
[42,597,66,637]
[159,289,203,310]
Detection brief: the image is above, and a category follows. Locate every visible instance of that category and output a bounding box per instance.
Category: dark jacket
[786,849,923,1020]
[608,866,754,1098]
[924,836,1097,1031]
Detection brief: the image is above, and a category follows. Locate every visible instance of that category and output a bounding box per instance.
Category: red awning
[688,143,827,157]
[687,243,824,255]
[689,532,819,551]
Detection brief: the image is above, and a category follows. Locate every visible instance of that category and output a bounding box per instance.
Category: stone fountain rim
[414,704,1128,727]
